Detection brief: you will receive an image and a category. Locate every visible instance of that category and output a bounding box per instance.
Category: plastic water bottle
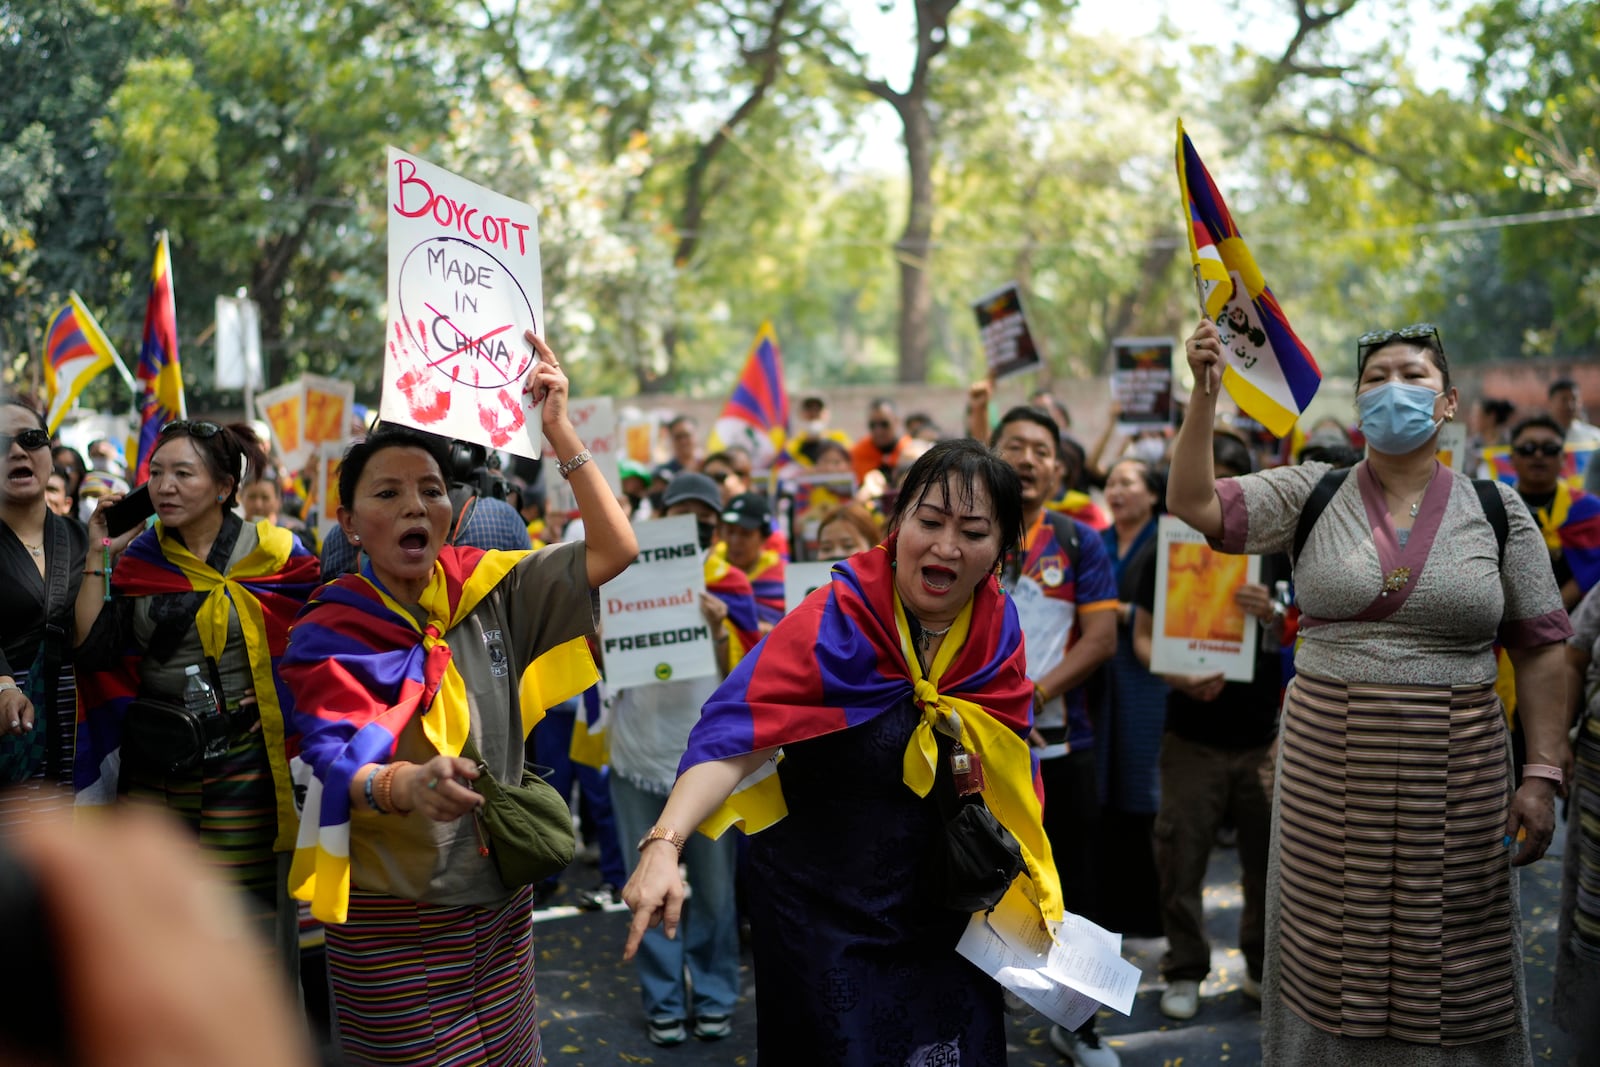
[183,664,227,760]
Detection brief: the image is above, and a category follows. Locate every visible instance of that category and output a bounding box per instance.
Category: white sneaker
[1160,979,1201,1020]
[1049,1023,1121,1067]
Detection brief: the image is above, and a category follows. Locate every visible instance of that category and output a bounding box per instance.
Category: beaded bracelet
[375,764,396,814]
[363,766,384,813]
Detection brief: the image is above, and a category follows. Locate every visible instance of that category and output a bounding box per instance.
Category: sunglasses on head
[1513,441,1563,458]
[1356,323,1442,358]
[2,428,51,453]
[157,420,222,440]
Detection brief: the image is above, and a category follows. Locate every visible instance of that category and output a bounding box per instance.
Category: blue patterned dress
[744,698,1007,1066]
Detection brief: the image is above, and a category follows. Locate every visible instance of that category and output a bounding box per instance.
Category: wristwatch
[556,449,593,481]
[637,825,689,855]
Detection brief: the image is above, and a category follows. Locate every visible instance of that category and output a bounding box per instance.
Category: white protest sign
[1435,420,1470,473]
[383,147,545,459]
[1150,515,1260,682]
[784,561,834,613]
[567,397,620,495]
[599,515,715,689]
[255,380,309,471]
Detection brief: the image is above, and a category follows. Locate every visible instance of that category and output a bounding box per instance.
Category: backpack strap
[1292,468,1351,565]
[1471,479,1509,562]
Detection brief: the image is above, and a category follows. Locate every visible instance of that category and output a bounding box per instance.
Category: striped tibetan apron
[323,885,540,1067]
[1276,673,1516,1046]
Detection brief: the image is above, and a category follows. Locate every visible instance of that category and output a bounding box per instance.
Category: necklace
[1374,465,1435,519]
[22,540,41,557]
[917,621,953,653]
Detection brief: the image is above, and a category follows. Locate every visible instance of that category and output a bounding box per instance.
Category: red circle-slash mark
[397,238,536,391]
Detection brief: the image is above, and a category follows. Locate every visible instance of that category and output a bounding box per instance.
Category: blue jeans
[610,774,741,1021]
[531,700,626,887]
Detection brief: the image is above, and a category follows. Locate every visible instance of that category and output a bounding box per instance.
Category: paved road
[530,825,1577,1065]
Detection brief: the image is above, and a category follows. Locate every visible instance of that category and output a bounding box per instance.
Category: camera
[445,439,510,501]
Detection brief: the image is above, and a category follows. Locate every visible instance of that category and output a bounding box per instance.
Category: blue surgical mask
[1357,381,1442,455]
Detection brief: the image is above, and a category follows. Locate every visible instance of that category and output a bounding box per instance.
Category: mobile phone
[104,484,155,538]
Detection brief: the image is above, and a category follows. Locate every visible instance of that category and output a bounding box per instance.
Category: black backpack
[1291,467,1508,566]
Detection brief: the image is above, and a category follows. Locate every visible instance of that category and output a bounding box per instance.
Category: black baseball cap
[720,492,772,530]
[662,472,722,516]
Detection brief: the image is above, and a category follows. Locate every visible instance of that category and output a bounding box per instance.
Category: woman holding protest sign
[623,439,1061,1065]
[1168,319,1570,1065]
[281,331,636,1067]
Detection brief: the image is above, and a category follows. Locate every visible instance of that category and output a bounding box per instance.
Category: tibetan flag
[1176,120,1321,437]
[74,520,321,849]
[43,293,121,434]
[708,321,789,471]
[133,232,186,483]
[679,542,1065,928]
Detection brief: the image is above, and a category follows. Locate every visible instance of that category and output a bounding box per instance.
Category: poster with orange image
[302,374,355,452]
[255,380,308,470]
[1150,515,1260,682]
[314,441,344,546]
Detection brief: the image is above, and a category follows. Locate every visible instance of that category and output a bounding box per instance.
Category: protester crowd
[3,327,1600,1067]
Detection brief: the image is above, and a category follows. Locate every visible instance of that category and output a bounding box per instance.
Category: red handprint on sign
[390,319,451,424]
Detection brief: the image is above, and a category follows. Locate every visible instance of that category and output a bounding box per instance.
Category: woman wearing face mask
[1169,320,1571,1066]
[0,400,89,814]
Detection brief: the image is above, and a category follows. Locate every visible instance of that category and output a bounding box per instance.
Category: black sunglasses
[1356,323,1442,358]
[157,420,222,440]
[1513,441,1563,458]
[868,419,893,430]
[705,470,729,483]
[1,428,51,453]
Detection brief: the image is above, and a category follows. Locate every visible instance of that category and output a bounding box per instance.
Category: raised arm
[1166,321,1224,539]
[524,331,638,587]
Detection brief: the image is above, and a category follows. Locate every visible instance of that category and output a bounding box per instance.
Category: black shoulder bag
[932,729,1024,914]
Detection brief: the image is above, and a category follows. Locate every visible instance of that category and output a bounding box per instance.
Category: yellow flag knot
[905,677,964,799]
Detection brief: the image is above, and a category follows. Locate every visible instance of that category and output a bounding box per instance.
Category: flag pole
[1191,266,1212,397]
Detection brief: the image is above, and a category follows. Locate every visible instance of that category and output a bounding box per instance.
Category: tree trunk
[894,92,935,384]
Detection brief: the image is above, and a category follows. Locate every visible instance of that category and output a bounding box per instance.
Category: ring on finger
[427,777,439,790]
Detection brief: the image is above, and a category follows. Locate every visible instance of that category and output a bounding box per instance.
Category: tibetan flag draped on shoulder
[43,293,122,434]
[680,543,1064,926]
[281,546,597,922]
[1537,484,1600,595]
[708,321,789,471]
[74,520,320,847]
[133,232,185,483]
[1177,120,1321,437]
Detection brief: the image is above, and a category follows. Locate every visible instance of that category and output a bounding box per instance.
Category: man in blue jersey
[991,406,1120,1067]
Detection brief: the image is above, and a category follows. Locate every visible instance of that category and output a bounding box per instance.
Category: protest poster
[782,471,857,560]
[382,147,544,459]
[599,515,715,689]
[1111,337,1175,434]
[303,374,355,453]
[621,412,659,466]
[566,397,621,495]
[1435,420,1470,472]
[972,283,1041,380]
[314,441,344,545]
[784,561,835,612]
[1150,516,1260,682]
[255,380,308,471]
